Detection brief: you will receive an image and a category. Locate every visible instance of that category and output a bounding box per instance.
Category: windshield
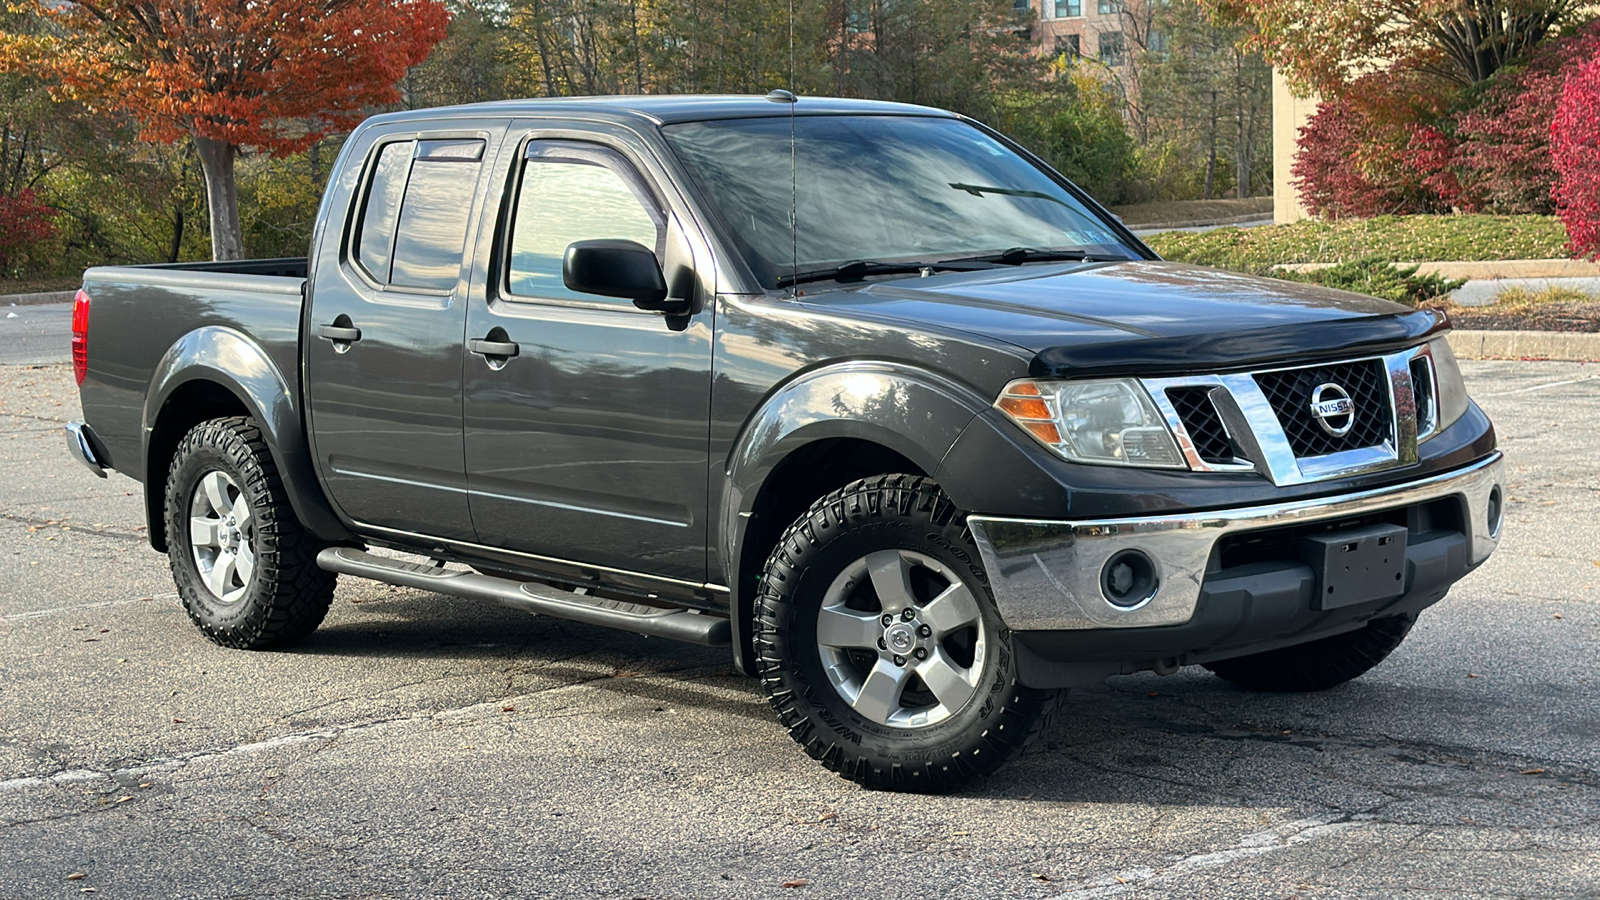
[661,114,1137,288]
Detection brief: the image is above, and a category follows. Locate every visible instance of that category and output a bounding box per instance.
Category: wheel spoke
[230,495,252,530]
[916,649,978,711]
[851,659,910,722]
[817,606,882,650]
[920,582,981,638]
[201,471,232,516]
[866,549,918,614]
[207,549,236,596]
[233,543,255,585]
[189,516,221,547]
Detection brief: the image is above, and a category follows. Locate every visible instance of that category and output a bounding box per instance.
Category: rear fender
[141,326,349,551]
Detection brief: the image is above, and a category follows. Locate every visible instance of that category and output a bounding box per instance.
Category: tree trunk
[1203,90,1218,200]
[194,135,244,261]
[167,207,184,263]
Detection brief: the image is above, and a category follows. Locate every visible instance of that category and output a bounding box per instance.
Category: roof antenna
[767,0,798,297]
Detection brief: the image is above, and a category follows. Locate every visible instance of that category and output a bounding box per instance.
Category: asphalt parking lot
[2,304,1598,898]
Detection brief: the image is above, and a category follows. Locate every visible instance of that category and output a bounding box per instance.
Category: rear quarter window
[352,138,486,291]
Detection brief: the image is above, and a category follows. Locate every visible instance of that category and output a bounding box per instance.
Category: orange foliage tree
[1,0,450,260]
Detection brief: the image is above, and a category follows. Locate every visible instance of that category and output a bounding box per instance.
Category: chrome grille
[1166,386,1236,464]
[1254,360,1392,458]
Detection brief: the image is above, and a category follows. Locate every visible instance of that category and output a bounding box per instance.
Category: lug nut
[913,648,927,660]
[893,655,906,666]
[902,609,916,621]
[917,624,931,637]
[881,614,894,627]
[877,637,887,650]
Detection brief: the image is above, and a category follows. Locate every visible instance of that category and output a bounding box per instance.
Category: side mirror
[563,239,686,314]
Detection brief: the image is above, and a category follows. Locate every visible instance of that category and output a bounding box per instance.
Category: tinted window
[662,116,1133,288]
[390,139,485,290]
[354,141,413,283]
[506,157,661,302]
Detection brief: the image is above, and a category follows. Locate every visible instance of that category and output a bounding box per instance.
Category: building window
[1055,34,1081,58]
[1099,30,1126,66]
[1097,0,1122,14]
[1050,0,1082,17]
[1014,0,1031,12]
[1147,30,1169,54]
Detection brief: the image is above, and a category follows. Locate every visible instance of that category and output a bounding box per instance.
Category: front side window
[505,149,662,302]
[662,115,1133,288]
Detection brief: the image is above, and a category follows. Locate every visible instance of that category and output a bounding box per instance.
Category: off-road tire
[164,416,335,649]
[754,474,1059,793]
[1203,614,1417,692]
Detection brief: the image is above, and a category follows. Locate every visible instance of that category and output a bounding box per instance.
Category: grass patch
[1146,214,1569,271]
[1484,285,1594,310]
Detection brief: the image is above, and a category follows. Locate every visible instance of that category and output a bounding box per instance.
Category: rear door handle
[316,324,362,343]
[468,338,520,358]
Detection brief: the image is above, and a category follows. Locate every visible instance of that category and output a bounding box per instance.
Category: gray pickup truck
[67,95,1504,792]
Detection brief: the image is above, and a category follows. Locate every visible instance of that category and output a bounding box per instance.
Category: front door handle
[468,338,520,358]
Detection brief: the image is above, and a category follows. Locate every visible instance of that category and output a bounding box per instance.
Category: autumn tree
[1202,0,1584,94]
[1,0,450,260]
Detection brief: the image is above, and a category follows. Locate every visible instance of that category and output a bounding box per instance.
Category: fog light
[1101,550,1158,609]
[1487,485,1504,538]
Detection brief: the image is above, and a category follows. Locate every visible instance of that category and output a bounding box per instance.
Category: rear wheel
[164,417,335,649]
[1203,614,1417,692]
[754,474,1058,792]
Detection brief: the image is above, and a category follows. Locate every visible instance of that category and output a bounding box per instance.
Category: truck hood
[801,260,1447,377]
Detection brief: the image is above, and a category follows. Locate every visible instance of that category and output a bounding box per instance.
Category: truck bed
[77,257,309,477]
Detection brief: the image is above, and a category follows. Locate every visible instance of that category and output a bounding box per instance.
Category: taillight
[71,288,89,386]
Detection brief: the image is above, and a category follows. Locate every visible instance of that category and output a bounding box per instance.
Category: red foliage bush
[1553,53,1600,259]
[1292,73,1456,218]
[0,189,59,274]
[1453,21,1600,215]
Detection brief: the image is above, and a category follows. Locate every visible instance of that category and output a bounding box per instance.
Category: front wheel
[164,416,336,649]
[754,475,1058,793]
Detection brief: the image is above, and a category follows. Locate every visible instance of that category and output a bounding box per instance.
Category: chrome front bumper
[66,421,109,478]
[967,453,1504,632]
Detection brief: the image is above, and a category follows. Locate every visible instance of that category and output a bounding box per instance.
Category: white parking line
[1051,813,1368,898]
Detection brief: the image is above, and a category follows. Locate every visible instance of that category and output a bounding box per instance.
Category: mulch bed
[1425,300,1600,333]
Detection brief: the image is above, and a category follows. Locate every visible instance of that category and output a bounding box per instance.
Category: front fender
[142,326,348,550]
[717,361,989,588]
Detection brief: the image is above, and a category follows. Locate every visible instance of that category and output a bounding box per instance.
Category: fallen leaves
[1521,768,1546,775]
[781,878,809,888]
[66,873,86,881]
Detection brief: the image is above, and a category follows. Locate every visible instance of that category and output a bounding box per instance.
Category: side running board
[315,547,731,647]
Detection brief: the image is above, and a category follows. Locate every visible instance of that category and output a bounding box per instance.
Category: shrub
[1292,72,1458,218]
[1452,21,1600,215]
[1270,256,1465,307]
[1553,53,1600,260]
[0,189,59,276]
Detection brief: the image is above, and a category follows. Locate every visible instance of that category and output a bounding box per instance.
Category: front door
[462,134,713,583]
[306,124,502,540]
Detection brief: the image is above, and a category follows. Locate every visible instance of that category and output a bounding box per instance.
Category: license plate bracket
[1300,523,1408,611]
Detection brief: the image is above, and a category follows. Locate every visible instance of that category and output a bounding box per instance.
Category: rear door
[305,121,505,540]
[461,124,715,583]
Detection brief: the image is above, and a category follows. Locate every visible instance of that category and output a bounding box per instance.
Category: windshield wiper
[948,182,1076,208]
[940,247,1126,266]
[776,258,990,288]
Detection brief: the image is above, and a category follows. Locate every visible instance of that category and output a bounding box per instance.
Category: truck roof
[360,94,960,128]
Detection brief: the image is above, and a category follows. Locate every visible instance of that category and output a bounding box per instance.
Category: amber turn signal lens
[997,396,1051,420]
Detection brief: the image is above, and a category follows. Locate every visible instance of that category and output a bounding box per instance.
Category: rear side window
[353,138,486,291]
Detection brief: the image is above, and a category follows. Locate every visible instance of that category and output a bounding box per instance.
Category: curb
[1285,259,1600,279]
[1448,329,1600,362]
[2,290,75,307]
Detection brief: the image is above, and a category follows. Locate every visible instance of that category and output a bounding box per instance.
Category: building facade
[1017,0,1131,69]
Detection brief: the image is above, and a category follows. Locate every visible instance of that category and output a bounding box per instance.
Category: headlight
[996,378,1186,468]
[1425,338,1470,439]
